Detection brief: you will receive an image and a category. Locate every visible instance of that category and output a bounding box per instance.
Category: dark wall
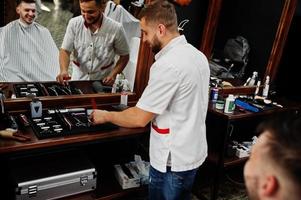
[0,1,4,26]
[213,0,284,79]
[175,0,208,49]
[275,2,301,101]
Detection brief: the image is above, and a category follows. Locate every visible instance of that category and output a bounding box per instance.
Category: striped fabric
[0,20,59,82]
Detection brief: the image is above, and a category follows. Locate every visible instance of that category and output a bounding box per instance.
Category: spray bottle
[30,97,42,118]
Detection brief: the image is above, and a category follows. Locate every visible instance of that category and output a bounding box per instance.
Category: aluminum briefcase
[10,152,97,200]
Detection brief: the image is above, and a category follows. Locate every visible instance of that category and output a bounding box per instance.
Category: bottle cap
[27,93,36,99]
[32,97,39,102]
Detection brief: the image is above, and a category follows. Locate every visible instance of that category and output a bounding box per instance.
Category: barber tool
[0,128,30,141]
[54,85,71,95]
[48,108,86,114]
[48,86,59,96]
[56,111,73,130]
[13,83,45,97]
[28,107,118,139]
[8,115,19,130]
[71,114,87,127]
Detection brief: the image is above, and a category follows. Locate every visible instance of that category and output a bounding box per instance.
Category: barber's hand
[90,109,109,125]
[56,71,71,85]
[102,75,115,86]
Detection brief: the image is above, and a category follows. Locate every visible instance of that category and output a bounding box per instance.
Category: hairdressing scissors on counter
[0,128,30,141]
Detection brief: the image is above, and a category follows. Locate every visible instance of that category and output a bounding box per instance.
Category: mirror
[174,0,209,49]
[200,0,297,88]
[0,0,151,101]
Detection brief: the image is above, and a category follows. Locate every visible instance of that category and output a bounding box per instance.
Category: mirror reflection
[208,0,288,87]
[0,0,141,93]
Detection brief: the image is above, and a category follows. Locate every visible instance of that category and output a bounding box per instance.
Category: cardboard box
[114,164,140,189]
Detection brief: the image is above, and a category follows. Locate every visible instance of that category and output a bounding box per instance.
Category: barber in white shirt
[91,1,209,199]
[57,0,129,86]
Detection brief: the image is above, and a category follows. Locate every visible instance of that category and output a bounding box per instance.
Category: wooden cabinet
[0,102,150,200]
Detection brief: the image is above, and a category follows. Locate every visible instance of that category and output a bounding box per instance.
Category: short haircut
[79,0,107,7]
[139,0,178,32]
[17,0,36,5]
[257,113,301,185]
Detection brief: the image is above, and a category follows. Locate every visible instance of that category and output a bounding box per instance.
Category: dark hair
[139,0,178,32]
[79,0,106,7]
[257,113,301,185]
[17,0,36,5]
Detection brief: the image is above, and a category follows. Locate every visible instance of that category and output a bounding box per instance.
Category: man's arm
[91,106,154,128]
[56,49,71,84]
[102,54,130,86]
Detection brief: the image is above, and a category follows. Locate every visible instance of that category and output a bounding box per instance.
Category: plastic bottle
[262,76,270,98]
[248,71,258,86]
[0,92,5,115]
[112,74,121,93]
[254,80,261,97]
[224,94,235,114]
[120,79,130,106]
[211,83,219,102]
[30,97,42,118]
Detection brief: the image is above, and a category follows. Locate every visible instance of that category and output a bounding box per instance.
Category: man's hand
[56,71,71,85]
[102,74,115,86]
[90,109,109,124]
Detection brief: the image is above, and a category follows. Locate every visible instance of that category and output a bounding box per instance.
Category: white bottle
[248,71,258,86]
[262,76,270,98]
[120,79,130,106]
[30,97,42,118]
[224,94,235,114]
[254,80,261,96]
[111,74,121,93]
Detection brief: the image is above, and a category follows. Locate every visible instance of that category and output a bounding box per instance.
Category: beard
[84,12,101,25]
[150,35,162,54]
[22,14,35,24]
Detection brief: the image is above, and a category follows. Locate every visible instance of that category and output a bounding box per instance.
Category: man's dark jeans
[149,165,198,200]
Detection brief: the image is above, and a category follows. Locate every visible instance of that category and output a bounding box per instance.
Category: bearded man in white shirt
[91,1,210,199]
[57,0,129,86]
[0,0,59,82]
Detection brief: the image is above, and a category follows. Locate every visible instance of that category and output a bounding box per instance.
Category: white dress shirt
[137,35,210,173]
